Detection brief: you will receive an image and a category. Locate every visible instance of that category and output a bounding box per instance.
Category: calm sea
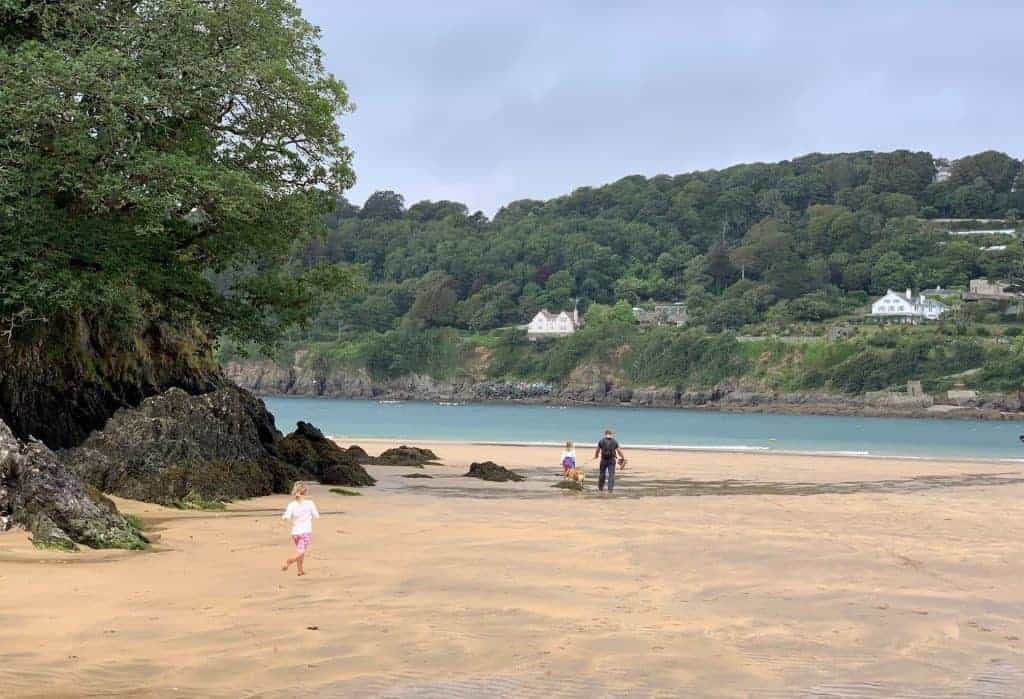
[262,397,1024,461]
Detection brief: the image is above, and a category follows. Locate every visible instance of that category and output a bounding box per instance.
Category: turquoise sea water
[263,397,1024,461]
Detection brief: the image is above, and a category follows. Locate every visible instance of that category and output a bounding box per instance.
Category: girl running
[281,482,320,576]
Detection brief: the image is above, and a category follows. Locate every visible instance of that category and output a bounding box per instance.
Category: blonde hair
[565,440,574,450]
[291,482,308,498]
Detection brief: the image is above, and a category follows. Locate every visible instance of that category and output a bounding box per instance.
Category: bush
[360,325,459,380]
[823,335,987,393]
[625,328,750,387]
[787,287,855,321]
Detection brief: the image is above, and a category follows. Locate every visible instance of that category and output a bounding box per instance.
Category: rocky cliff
[0,314,223,449]
[225,359,1024,421]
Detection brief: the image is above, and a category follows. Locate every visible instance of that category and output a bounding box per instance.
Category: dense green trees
[293,149,1021,343]
[1,0,355,344]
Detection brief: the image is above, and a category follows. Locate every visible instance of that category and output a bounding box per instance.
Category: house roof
[534,309,572,321]
[874,290,948,310]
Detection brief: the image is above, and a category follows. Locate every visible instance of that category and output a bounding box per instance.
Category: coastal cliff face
[224,359,1024,420]
[0,315,224,449]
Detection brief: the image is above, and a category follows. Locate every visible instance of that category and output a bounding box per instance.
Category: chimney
[906,288,912,300]
[573,298,580,327]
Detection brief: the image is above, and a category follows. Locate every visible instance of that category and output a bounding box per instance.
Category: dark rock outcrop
[344,444,370,460]
[401,473,433,479]
[369,445,439,467]
[64,386,302,507]
[465,461,525,482]
[1,420,146,550]
[1,314,223,450]
[277,422,375,487]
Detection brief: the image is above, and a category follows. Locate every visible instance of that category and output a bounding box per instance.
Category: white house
[527,304,581,339]
[871,289,948,323]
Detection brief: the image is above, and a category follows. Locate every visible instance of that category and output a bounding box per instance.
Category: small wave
[780,449,872,457]
[468,440,772,453]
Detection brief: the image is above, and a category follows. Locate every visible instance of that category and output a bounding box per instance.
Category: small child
[561,440,577,475]
[281,482,320,576]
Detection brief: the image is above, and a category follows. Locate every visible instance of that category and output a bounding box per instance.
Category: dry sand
[3,441,1024,697]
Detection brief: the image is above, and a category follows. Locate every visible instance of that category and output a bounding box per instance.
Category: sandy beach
[4,440,1024,697]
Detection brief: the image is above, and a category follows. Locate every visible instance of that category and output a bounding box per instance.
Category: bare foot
[281,562,289,571]
[297,571,306,577]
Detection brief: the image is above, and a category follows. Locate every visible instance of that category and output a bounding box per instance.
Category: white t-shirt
[282,499,320,535]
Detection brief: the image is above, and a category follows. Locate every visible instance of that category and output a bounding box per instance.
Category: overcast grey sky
[298,1,1023,214]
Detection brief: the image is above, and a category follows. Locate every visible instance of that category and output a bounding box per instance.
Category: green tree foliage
[950,151,1021,192]
[0,0,355,344]
[867,150,934,197]
[408,271,458,327]
[361,325,458,380]
[287,149,1020,344]
[360,190,405,221]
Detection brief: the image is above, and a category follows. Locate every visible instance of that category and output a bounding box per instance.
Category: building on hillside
[632,302,688,326]
[871,289,949,323]
[934,164,953,183]
[526,303,581,339]
[964,278,1021,301]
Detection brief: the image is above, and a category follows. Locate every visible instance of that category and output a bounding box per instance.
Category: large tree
[0,0,356,345]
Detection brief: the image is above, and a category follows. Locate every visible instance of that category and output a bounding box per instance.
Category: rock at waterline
[278,422,375,487]
[63,386,304,507]
[367,445,439,467]
[551,480,583,491]
[0,419,146,550]
[465,462,525,482]
[401,473,433,479]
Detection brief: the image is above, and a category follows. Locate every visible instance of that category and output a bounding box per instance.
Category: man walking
[594,429,626,493]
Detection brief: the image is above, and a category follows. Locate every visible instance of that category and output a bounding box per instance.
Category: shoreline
[333,431,1024,464]
[331,436,1024,469]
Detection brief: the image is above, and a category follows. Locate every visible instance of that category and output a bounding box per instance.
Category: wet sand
[3,441,1024,697]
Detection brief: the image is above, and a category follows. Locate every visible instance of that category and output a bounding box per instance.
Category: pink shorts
[291,533,311,554]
